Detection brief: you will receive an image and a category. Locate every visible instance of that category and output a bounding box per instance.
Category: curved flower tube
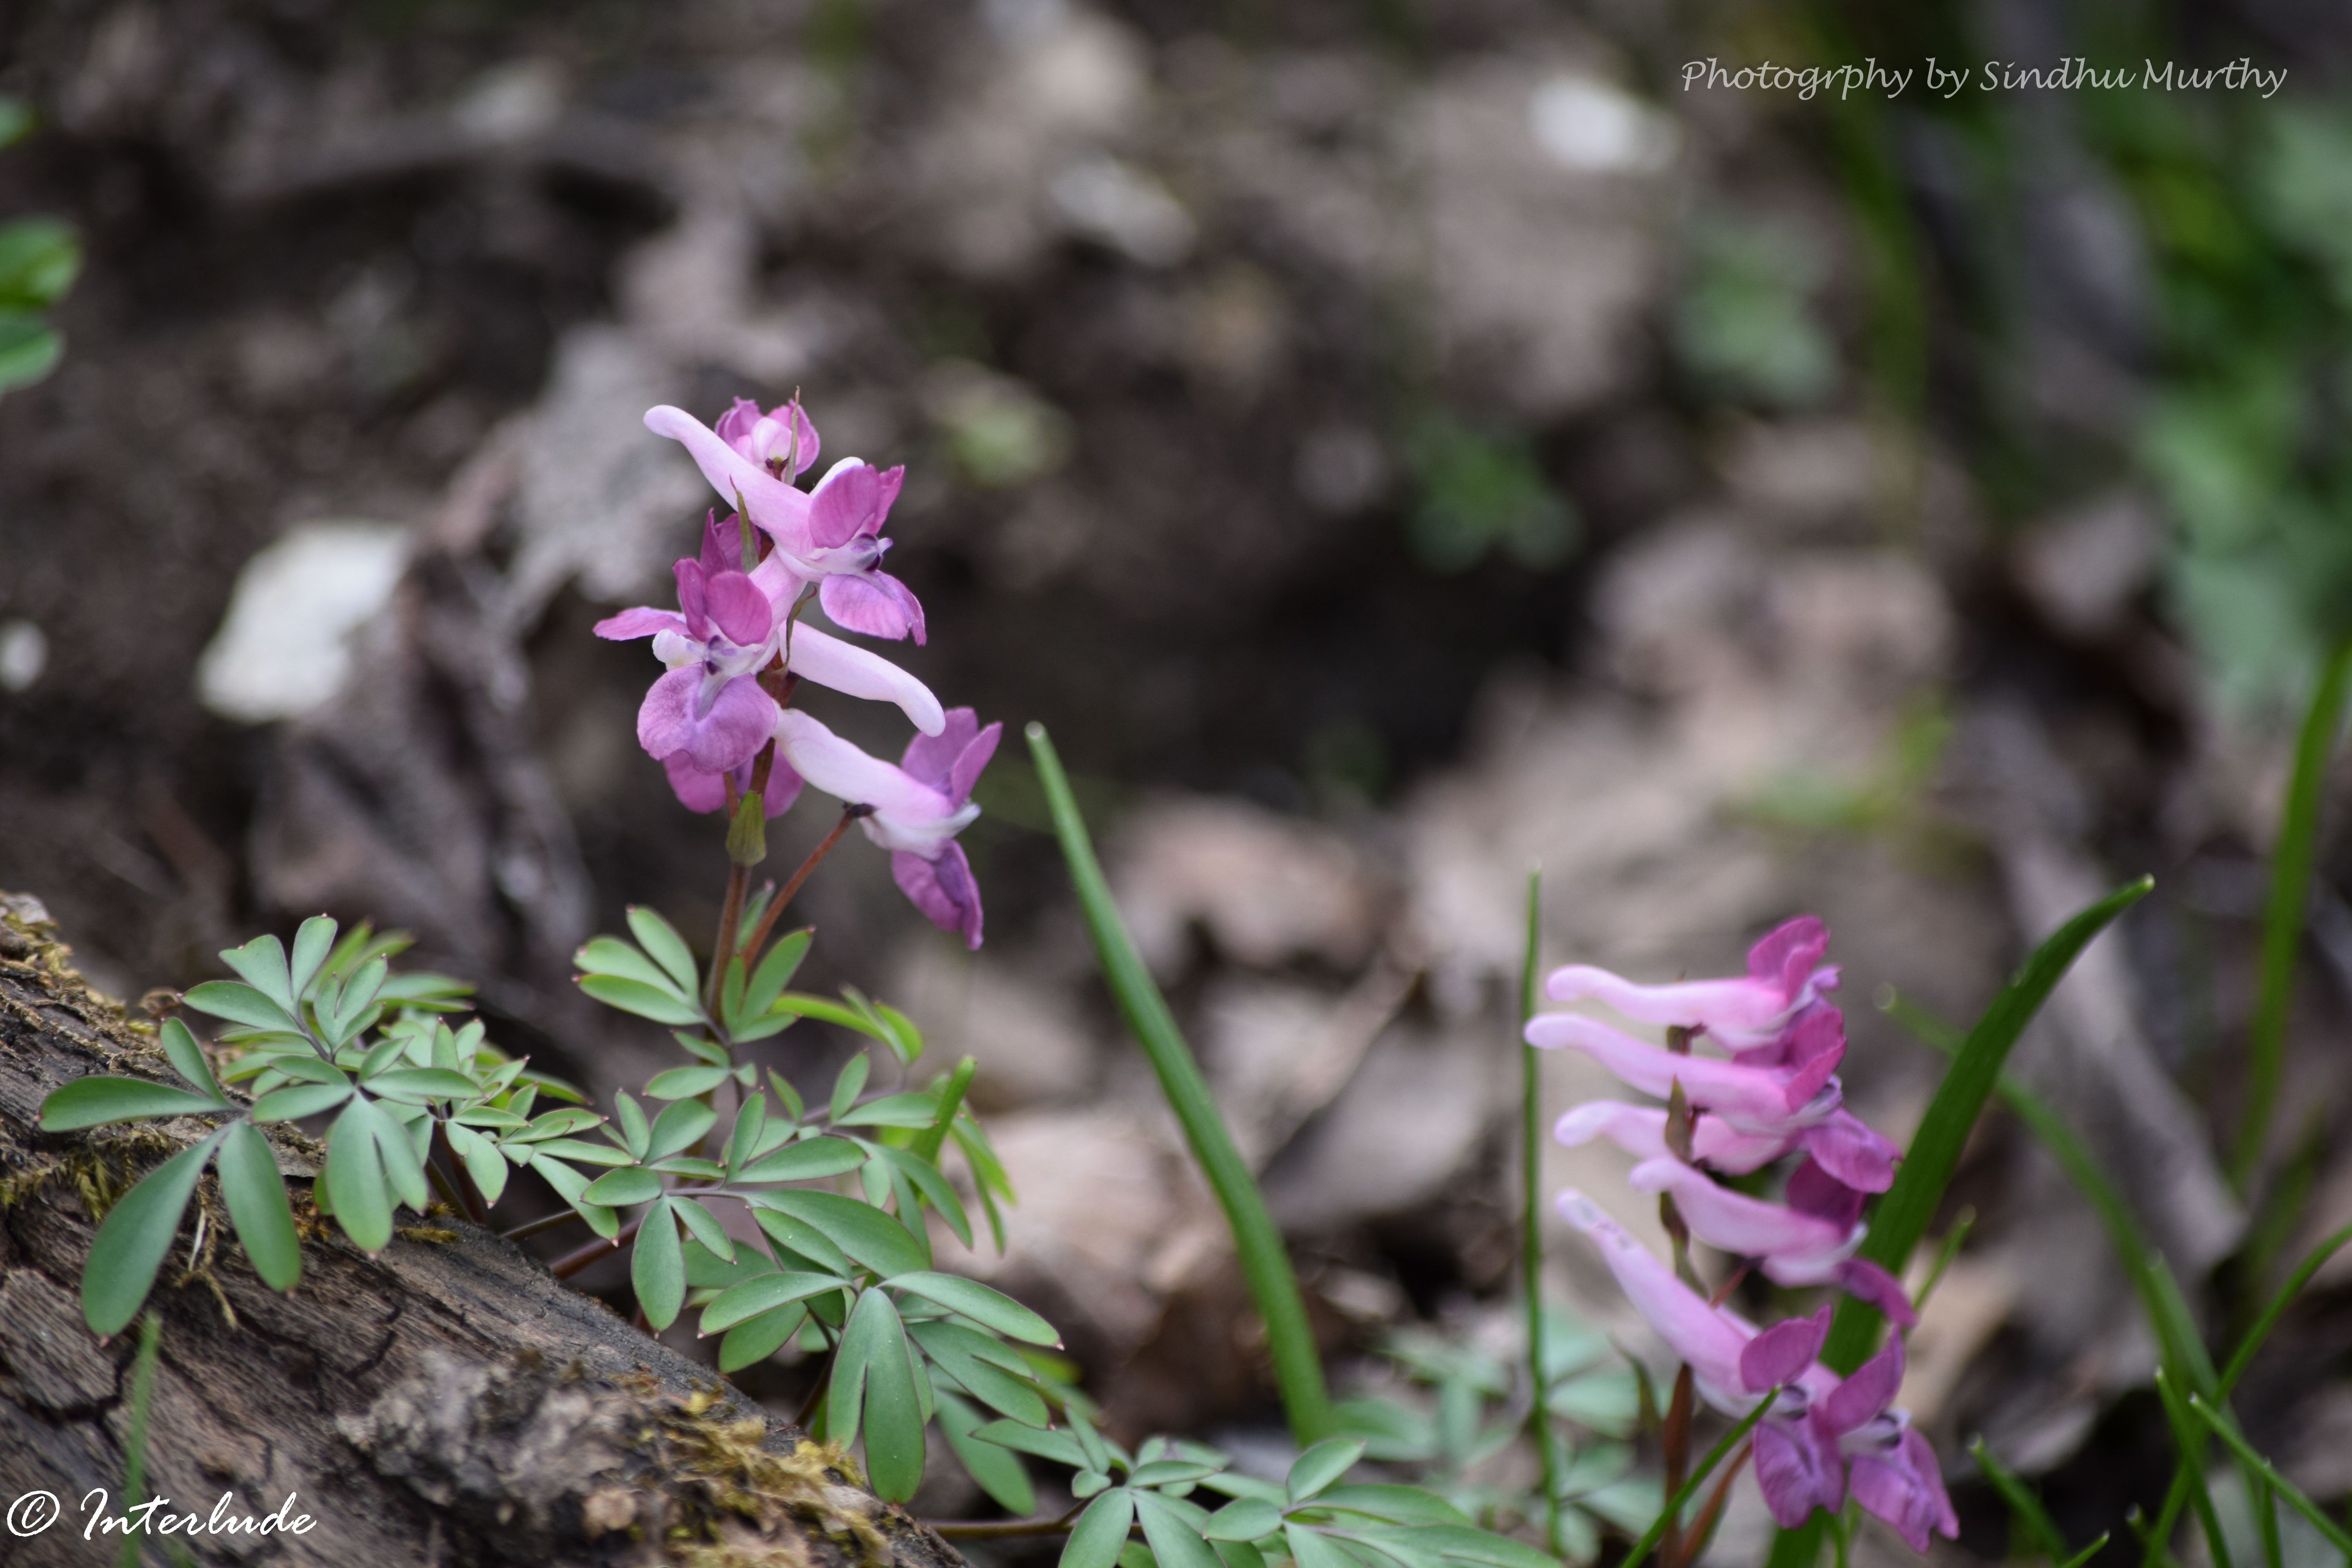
[1545,916,1840,1052]
[773,707,1000,948]
[1626,1159,1916,1326]
[1553,1100,1792,1174]
[1524,1012,1840,1136]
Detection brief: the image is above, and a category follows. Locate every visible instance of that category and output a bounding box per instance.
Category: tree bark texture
[0,894,973,1568]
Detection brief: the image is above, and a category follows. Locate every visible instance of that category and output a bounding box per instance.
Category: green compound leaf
[40,1077,228,1131]
[646,1097,717,1161]
[832,1285,927,1500]
[647,1065,731,1101]
[1286,1439,1366,1504]
[0,311,59,394]
[1136,1492,1223,1568]
[752,1189,927,1277]
[718,1300,808,1372]
[672,1196,734,1263]
[218,933,296,1014]
[250,1080,356,1122]
[575,936,688,995]
[889,1272,1060,1345]
[1063,1488,1138,1568]
[159,1018,227,1102]
[736,1135,864,1185]
[909,1319,1052,1426]
[579,974,705,1026]
[613,1091,652,1159]
[1285,1524,1366,1568]
[183,980,305,1036]
[626,906,701,997]
[634,1198,687,1330]
[364,1067,479,1103]
[0,218,78,307]
[218,1120,301,1291]
[83,1132,227,1335]
[936,1385,1037,1514]
[446,1122,510,1206]
[581,1166,664,1207]
[701,1270,852,1334]
[741,930,813,1020]
[1205,1499,1284,1543]
[325,1099,394,1252]
[288,916,338,1006]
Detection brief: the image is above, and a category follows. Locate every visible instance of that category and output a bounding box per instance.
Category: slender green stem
[2234,635,2352,1191]
[1515,867,1563,1554]
[118,1310,165,1568]
[1621,1392,1777,1568]
[1028,724,1334,1444]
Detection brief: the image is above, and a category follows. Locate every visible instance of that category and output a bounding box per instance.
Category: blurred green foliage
[0,96,78,397]
[1671,211,1840,409]
[1403,414,1578,573]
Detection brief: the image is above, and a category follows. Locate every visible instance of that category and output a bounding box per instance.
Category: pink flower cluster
[1529,918,1957,1548]
[596,398,999,947]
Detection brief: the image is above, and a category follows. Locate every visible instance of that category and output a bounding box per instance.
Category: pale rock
[196,521,410,723]
[888,940,1102,1110]
[2014,489,2162,639]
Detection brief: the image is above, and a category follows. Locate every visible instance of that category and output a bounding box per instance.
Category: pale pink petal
[645,405,813,546]
[1524,1013,1829,1129]
[819,570,926,642]
[1748,916,1830,998]
[901,708,983,794]
[780,624,945,735]
[1627,1158,1855,1263]
[807,457,889,549]
[596,606,688,641]
[1550,1102,1793,1173]
[773,710,949,821]
[1556,1191,1751,1405]
[637,668,777,772]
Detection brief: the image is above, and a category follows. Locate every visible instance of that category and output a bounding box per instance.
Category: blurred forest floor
[5,0,2352,1560]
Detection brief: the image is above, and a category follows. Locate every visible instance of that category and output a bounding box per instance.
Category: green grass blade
[1969,1436,2070,1561]
[118,1310,163,1568]
[1818,875,2153,1376]
[2188,1395,2352,1556]
[2233,634,2352,1191]
[1516,867,1564,1555]
[2154,1371,2235,1568]
[1028,724,1334,1445]
[1619,1393,1775,1568]
[1772,877,2154,1568]
[2221,1219,2352,1394]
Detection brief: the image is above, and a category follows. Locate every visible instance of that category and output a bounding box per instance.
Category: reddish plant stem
[499,1207,586,1243]
[432,1119,492,1227]
[551,1215,645,1280]
[1681,1443,1752,1566]
[1660,1363,1695,1568]
[1707,1264,1752,1309]
[928,1502,1087,1540]
[737,804,872,963]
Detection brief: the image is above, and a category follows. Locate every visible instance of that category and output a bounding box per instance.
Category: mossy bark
[0,895,970,1568]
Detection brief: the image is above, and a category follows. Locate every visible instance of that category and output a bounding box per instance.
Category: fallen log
[0,893,971,1568]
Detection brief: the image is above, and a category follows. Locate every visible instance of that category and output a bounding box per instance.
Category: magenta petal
[1740,1305,1831,1392]
[687,677,778,772]
[901,708,982,794]
[663,754,730,813]
[637,668,701,760]
[808,459,887,549]
[705,570,774,647]
[949,720,1001,805]
[675,559,711,639]
[1820,1337,1905,1434]
[596,606,688,641]
[1752,1419,1844,1528]
[1523,1013,1827,1131]
[701,509,744,575]
[1831,1258,1917,1328]
[893,842,984,948]
[820,570,926,643]
[1785,1156,1866,1229]
[715,397,761,450]
[1849,1430,1958,1551]
[1748,916,1830,999]
[1799,1111,1899,1193]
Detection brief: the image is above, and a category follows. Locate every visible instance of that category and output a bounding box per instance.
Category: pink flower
[598,550,779,773]
[1545,916,1840,1052]
[716,396,819,479]
[1524,1013,1841,1138]
[1816,1338,1959,1552]
[1557,1194,1845,1526]
[1626,1157,1916,1326]
[773,708,1000,948]
[644,404,927,643]
[599,514,946,740]
[1553,1098,1898,1195]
